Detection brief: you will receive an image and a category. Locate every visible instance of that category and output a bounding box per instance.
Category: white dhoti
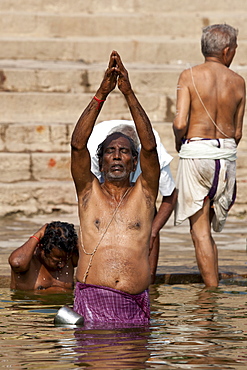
[175,138,237,232]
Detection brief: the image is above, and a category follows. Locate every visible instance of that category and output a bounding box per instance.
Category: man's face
[41,247,70,271]
[101,134,137,182]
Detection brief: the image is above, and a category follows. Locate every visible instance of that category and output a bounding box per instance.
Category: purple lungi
[73,282,150,325]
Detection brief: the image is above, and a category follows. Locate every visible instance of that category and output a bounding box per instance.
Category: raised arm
[8,224,47,273]
[114,51,160,198]
[71,51,118,196]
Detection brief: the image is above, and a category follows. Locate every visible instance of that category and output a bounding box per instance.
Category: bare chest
[13,260,74,290]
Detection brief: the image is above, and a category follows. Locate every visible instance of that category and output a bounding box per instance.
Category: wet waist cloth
[175,138,237,232]
[73,282,150,325]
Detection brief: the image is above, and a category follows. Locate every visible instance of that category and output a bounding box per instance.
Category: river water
[0,214,246,369]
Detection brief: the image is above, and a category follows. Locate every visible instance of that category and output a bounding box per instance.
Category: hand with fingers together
[97,51,119,99]
[113,51,133,96]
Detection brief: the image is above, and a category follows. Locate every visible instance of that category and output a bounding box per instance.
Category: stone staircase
[1,0,247,217]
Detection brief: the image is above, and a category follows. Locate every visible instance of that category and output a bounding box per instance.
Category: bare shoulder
[232,70,246,87]
[178,64,206,86]
[178,67,192,83]
[228,69,246,97]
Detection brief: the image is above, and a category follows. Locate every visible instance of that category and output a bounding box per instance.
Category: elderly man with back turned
[71,51,160,325]
[173,24,246,287]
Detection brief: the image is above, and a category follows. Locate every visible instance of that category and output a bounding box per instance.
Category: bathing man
[9,221,78,291]
[71,51,160,324]
[173,24,246,287]
[87,120,177,284]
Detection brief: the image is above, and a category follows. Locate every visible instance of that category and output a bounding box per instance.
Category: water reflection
[74,325,151,369]
[0,283,246,369]
[148,284,247,369]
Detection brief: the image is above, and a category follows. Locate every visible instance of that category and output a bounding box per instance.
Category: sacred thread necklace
[80,187,132,283]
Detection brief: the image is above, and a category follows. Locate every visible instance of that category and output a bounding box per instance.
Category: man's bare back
[181,62,245,141]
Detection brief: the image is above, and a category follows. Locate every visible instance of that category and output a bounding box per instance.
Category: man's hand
[96,51,118,99]
[113,51,132,96]
[34,223,48,242]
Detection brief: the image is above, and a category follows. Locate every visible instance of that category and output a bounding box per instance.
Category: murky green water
[1,215,246,368]
[0,283,246,369]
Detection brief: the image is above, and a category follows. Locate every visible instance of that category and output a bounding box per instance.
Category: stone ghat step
[0,91,176,124]
[0,180,246,218]
[1,11,247,38]
[2,89,247,125]
[1,60,246,94]
[1,37,247,65]
[1,0,246,14]
[1,149,246,184]
[0,60,184,94]
[1,120,246,156]
[0,121,177,154]
[0,181,77,217]
[155,271,247,285]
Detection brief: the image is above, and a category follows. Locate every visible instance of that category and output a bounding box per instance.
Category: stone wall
[0,0,246,217]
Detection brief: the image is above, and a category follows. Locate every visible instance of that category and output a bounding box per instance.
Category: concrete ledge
[0,60,246,95]
[0,181,77,217]
[0,60,184,94]
[1,37,246,66]
[32,153,71,181]
[155,272,247,285]
[0,92,170,124]
[4,123,70,152]
[1,0,247,14]
[0,153,31,182]
[2,12,247,39]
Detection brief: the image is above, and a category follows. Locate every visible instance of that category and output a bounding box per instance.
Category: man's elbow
[146,143,158,155]
[235,133,242,145]
[71,136,81,151]
[71,140,86,153]
[8,255,26,273]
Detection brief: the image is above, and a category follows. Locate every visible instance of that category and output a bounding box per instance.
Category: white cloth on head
[87,120,175,197]
[175,138,237,232]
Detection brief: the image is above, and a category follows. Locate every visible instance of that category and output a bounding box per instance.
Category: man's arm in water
[8,224,48,273]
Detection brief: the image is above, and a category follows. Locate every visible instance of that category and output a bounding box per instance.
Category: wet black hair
[40,221,78,257]
[96,132,139,169]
